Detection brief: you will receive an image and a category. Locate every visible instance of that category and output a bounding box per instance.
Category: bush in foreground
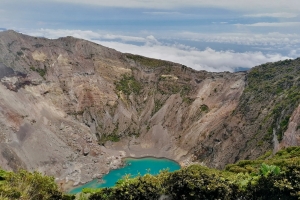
[88,147,300,200]
[0,169,74,200]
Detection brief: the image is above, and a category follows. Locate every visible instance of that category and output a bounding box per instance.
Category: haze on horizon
[1,0,300,72]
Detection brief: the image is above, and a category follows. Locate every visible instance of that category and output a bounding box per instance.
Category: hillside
[198,58,300,166]
[0,30,299,189]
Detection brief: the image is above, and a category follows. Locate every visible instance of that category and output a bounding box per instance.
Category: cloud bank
[52,0,300,13]
[244,13,299,18]
[97,40,290,72]
[30,29,300,48]
[241,22,300,27]
[24,29,292,72]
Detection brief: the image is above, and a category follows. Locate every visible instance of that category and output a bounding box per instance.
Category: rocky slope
[197,59,300,168]
[0,30,299,188]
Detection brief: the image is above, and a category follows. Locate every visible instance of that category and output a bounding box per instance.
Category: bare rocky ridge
[0,30,299,189]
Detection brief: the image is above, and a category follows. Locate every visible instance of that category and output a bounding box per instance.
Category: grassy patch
[98,123,121,144]
[115,75,142,95]
[30,66,47,79]
[125,54,172,68]
[98,134,120,145]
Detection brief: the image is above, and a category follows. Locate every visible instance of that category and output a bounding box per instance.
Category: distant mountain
[0,30,299,189]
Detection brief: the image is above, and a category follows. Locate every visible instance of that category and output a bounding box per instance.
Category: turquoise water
[69,157,180,194]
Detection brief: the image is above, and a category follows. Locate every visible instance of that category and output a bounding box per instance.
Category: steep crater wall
[0,30,299,187]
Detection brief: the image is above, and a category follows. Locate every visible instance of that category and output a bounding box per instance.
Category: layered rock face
[0,30,299,186]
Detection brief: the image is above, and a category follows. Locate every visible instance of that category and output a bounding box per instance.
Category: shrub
[30,66,47,78]
[0,169,74,200]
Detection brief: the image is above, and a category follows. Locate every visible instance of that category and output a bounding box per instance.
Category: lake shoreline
[68,156,181,194]
[123,156,180,164]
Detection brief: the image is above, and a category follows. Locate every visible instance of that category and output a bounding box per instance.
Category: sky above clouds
[1,0,300,72]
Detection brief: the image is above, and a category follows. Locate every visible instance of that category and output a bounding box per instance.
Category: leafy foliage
[1,148,300,199]
[165,165,239,200]
[245,165,300,200]
[89,172,169,200]
[0,169,74,200]
[259,163,280,176]
[85,147,300,200]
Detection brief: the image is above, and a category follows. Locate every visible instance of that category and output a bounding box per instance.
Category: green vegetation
[157,75,192,99]
[153,99,164,114]
[259,163,280,176]
[182,97,194,104]
[238,58,300,141]
[157,80,181,95]
[125,54,172,68]
[226,146,300,173]
[180,85,191,97]
[97,124,121,145]
[98,134,120,145]
[200,104,209,112]
[115,75,142,95]
[84,147,300,199]
[30,66,47,79]
[0,169,74,200]
[0,147,300,199]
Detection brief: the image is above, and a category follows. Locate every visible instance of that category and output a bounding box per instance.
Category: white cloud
[27,29,101,39]
[145,35,160,46]
[175,32,300,46]
[51,0,300,13]
[95,40,290,72]
[25,29,146,43]
[102,34,146,42]
[289,49,300,57]
[22,29,293,72]
[143,11,182,15]
[239,22,300,27]
[244,12,298,18]
[142,11,199,18]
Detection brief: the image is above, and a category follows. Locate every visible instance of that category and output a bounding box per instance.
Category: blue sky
[1,0,300,72]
